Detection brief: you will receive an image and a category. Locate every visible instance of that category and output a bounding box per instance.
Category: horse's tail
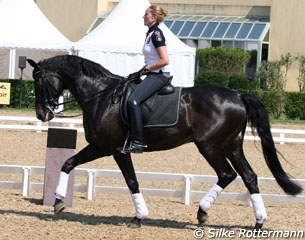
[240,93,303,196]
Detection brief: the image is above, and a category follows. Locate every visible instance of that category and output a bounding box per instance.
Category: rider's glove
[138,65,150,76]
[127,65,149,83]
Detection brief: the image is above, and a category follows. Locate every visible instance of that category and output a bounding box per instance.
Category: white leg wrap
[199,184,223,211]
[55,172,69,199]
[131,193,149,219]
[250,193,267,224]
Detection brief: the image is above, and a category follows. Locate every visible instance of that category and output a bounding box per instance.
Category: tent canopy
[75,0,195,87]
[76,0,193,54]
[0,0,73,79]
[0,0,73,50]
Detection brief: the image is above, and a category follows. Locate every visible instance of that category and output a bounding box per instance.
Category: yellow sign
[0,83,11,105]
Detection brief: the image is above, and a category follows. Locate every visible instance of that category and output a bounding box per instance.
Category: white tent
[74,0,196,87]
[0,0,74,79]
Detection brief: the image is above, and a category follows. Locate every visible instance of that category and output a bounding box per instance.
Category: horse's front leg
[54,144,104,214]
[112,151,148,228]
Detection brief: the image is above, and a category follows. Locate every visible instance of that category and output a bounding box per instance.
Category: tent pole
[9,49,16,79]
[19,68,23,108]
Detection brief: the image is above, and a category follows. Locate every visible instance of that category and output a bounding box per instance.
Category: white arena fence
[0,116,84,133]
[0,165,304,205]
[0,115,305,144]
[0,116,304,204]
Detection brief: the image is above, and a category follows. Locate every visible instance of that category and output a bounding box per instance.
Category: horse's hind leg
[227,139,267,229]
[195,142,237,225]
[54,144,104,214]
[112,151,148,228]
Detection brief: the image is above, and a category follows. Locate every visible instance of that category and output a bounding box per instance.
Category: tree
[256,53,293,91]
[296,55,305,92]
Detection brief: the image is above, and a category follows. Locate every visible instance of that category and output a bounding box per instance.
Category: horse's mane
[39,55,123,80]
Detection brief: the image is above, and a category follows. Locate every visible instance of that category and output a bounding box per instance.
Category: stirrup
[125,141,146,154]
[117,141,146,154]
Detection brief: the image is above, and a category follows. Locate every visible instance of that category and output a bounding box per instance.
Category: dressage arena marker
[43,127,77,207]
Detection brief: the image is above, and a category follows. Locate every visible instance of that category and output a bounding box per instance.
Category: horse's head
[27,59,64,122]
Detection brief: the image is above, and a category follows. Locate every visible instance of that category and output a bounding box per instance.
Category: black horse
[27,55,302,229]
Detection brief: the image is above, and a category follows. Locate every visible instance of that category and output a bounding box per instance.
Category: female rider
[119,5,170,153]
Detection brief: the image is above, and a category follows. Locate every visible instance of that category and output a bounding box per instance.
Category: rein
[36,69,131,118]
[53,83,123,117]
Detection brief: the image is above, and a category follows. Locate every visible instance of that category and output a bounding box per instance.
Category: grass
[270,118,305,125]
[0,107,34,112]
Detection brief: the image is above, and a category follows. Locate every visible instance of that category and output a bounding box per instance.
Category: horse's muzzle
[36,110,54,122]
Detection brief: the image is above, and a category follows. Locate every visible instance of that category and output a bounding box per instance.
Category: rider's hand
[127,65,149,83]
[138,65,149,76]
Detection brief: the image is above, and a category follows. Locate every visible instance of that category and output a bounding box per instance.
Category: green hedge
[284,92,305,120]
[194,46,304,120]
[239,89,305,120]
[195,71,229,87]
[195,72,305,120]
[250,90,286,119]
[196,71,260,90]
[0,79,35,108]
[0,79,80,111]
[197,47,250,74]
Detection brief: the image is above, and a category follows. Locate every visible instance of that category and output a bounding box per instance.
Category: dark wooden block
[47,128,77,149]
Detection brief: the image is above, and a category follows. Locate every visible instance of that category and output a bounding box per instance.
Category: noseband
[33,70,60,114]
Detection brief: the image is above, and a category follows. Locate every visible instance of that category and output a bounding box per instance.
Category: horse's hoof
[254,222,263,230]
[197,207,208,225]
[54,198,65,215]
[128,217,142,228]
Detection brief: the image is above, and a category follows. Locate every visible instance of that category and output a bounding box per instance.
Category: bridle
[33,70,62,116]
[33,69,132,117]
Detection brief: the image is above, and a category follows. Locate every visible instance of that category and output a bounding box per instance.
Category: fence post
[22,167,31,197]
[36,121,42,133]
[182,175,192,205]
[86,170,96,200]
[280,133,285,145]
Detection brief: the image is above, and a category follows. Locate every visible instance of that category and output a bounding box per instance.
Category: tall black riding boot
[117,100,145,154]
[126,100,145,153]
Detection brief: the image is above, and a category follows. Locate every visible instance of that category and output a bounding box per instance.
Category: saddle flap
[119,82,181,128]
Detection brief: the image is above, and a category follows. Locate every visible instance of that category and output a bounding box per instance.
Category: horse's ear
[27,59,38,68]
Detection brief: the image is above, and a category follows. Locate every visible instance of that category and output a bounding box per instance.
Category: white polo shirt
[142,23,168,73]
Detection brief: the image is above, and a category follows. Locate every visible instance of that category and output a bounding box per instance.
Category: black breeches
[128,74,169,105]
[126,74,169,143]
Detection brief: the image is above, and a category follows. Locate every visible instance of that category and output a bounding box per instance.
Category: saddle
[120,74,181,128]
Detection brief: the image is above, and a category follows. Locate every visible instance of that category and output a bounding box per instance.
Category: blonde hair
[148,5,168,23]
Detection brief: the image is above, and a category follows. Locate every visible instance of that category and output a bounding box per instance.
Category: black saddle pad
[120,84,181,128]
[144,87,181,128]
